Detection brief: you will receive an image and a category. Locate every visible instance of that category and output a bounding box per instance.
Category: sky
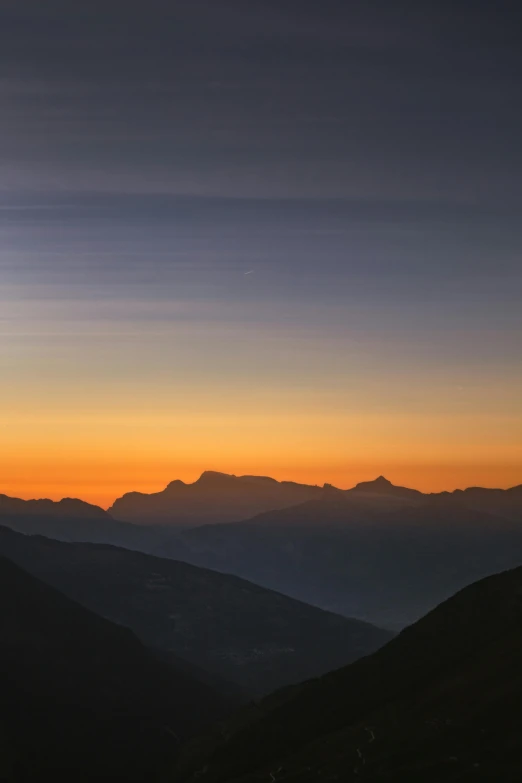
[1,0,521,507]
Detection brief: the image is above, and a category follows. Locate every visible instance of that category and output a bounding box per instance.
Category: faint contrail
[244,270,254,275]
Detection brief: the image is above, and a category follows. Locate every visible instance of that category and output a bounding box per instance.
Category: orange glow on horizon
[1,457,520,510]
[2,311,520,508]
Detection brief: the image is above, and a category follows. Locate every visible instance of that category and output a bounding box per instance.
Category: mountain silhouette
[172,563,522,782]
[109,471,323,527]
[353,475,399,491]
[0,493,109,519]
[349,475,425,505]
[0,491,170,554]
[0,524,391,695]
[2,477,522,630]
[0,556,235,782]
[162,479,522,629]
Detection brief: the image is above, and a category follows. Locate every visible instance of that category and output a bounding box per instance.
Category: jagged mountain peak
[353,475,394,492]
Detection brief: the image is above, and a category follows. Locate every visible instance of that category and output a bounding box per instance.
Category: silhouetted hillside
[0,525,391,695]
[0,491,163,550]
[0,557,235,782]
[172,564,522,782]
[0,494,109,519]
[109,473,522,531]
[165,479,522,628]
[437,483,522,522]
[109,471,323,527]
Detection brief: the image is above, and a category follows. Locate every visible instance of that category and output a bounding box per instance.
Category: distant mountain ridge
[109,471,522,527]
[157,476,522,628]
[0,491,162,552]
[353,474,420,494]
[3,474,521,531]
[108,470,324,527]
[2,474,521,630]
[0,493,109,519]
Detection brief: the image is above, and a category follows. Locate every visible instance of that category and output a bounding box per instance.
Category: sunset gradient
[2,277,520,507]
[1,2,521,507]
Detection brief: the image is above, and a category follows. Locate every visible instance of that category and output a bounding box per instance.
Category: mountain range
[110,472,522,527]
[0,491,158,549]
[156,475,522,628]
[0,524,391,695]
[1,473,521,629]
[2,473,522,780]
[109,471,323,527]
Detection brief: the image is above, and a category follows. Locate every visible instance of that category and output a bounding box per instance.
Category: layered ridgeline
[172,564,522,783]
[0,556,235,782]
[163,477,522,628]
[109,471,323,527]
[0,525,391,696]
[109,471,522,528]
[2,475,522,630]
[0,492,161,550]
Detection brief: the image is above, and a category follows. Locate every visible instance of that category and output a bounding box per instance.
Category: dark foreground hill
[0,557,235,783]
[0,525,391,695]
[172,564,522,783]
